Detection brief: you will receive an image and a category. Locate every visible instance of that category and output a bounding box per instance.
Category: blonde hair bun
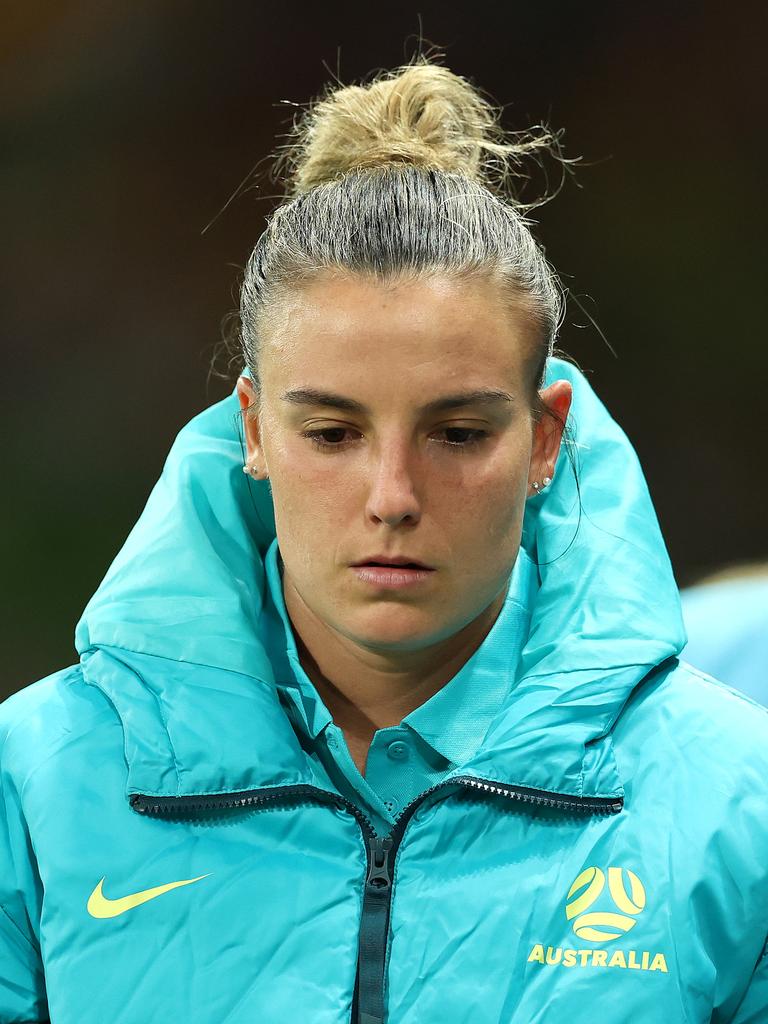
[278,57,562,205]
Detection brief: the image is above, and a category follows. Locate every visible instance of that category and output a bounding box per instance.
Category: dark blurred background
[3,1,766,696]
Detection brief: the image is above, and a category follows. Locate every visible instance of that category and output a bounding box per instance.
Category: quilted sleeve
[0,727,48,1023]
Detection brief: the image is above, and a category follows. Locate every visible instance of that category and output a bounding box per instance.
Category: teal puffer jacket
[1,359,767,1023]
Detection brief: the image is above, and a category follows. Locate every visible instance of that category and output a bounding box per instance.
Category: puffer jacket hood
[73,357,686,805]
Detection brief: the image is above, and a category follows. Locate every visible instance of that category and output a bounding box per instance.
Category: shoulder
[0,665,117,787]
[638,655,766,729]
[613,657,768,803]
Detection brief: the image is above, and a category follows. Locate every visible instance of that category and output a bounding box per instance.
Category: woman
[1,60,766,1024]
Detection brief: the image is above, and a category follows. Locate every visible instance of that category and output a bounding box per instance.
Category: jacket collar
[76,359,687,804]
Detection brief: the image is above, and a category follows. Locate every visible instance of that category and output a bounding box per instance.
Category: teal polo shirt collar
[263,537,537,769]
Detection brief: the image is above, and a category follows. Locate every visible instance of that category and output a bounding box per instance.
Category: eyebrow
[279,386,515,415]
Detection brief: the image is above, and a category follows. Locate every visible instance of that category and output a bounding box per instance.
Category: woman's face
[237,274,571,654]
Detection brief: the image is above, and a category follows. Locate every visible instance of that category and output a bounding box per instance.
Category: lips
[351,555,433,570]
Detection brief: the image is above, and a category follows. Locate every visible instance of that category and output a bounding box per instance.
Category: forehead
[260,274,532,396]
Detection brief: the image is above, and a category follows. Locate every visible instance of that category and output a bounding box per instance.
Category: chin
[341,606,442,652]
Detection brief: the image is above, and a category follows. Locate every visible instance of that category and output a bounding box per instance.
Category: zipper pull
[366,835,393,890]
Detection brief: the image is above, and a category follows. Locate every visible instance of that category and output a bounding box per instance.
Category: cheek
[453,450,531,558]
[271,494,342,573]
[266,437,342,513]
[268,464,348,576]
[458,443,531,514]
[423,467,527,587]
[450,486,526,562]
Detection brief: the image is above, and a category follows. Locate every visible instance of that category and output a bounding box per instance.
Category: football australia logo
[567,866,645,940]
[528,866,668,973]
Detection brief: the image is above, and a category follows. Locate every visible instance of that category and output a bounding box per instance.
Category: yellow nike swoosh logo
[87,873,212,918]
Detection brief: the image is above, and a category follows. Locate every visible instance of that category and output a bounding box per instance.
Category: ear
[528,379,573,496]
[236,376,269,479]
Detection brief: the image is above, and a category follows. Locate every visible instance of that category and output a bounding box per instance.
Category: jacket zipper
[129,784,345,817]
[353,777,621,1024]
[130,779,622,1024]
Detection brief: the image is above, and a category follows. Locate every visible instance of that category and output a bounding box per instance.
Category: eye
[302,427,357,450]
[439,427,488,449]
[300,427,489,452]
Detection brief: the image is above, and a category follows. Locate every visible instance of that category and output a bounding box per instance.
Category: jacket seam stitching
[0,900,41,957]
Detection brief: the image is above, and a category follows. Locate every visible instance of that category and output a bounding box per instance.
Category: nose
[364,442,422,527]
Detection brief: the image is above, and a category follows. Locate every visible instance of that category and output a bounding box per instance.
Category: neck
[283,577,508,748]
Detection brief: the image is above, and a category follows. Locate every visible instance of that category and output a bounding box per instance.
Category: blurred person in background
[681,561,768,706]
[1,57,767,1023]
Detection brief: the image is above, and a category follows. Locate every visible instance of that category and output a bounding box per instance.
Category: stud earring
[531,475,552,493]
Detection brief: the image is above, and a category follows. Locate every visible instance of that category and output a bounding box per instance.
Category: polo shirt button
[387,740,410,761]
